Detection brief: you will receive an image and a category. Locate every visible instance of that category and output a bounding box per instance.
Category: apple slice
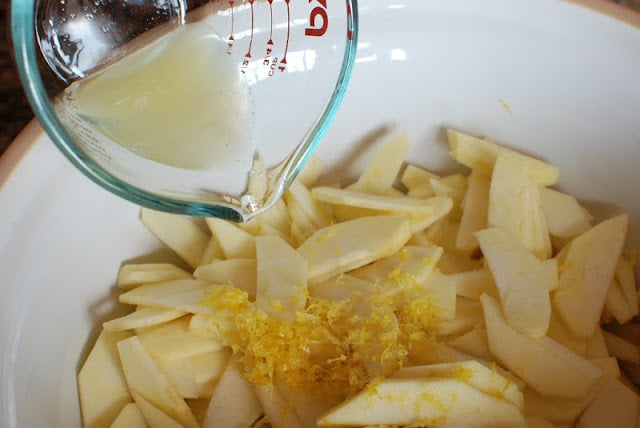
[205,217,256,259]
[348,133,409,195]
[286,181,333,229]
[318,377,527,427]
[110,402,146,428]
[199,236,224,266]
[480,294,602,399]
[616,256,639,317]
[539,187,592,239]
[131,390,183,428]
[456,169,490,252]
[449,328,492,361]
[203,357,264,428]
[602,331,640,363]
[525,415,555,428]
[449,268,498,300]
[119,279,214,315]
[136,316,223,361]
[295,155,324,188]
[117,263,191,290]
[297,215,411,283]
[140,208,209,268]
[77,329,132,428]
[436,298,483,337]
[194,258,257,298]
[117,336,199,428]
[476,227,553,338]
[392,360,524,410]
[546,310,588,357]
[402,164,438,198]
[155,356,199,399]
[576,378,640,428]
[256,235,308,321]
[553,215,628,338]
[191,348,231,399]
[446,129,559,186]
[255,383,305,428]
[586,327,610,359]
[103,307,185,332]
[488,152,552,259]
[605,278,635,324]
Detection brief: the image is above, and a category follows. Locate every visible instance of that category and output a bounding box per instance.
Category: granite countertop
[1,0,639,156]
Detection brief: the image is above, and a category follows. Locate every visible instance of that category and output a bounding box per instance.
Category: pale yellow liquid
[64,21,253,171]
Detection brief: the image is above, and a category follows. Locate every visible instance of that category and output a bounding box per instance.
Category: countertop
[1,0,639,156]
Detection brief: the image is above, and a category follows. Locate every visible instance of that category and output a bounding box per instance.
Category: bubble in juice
[62,20,254,172]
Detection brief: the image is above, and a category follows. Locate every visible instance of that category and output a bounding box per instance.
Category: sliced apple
[191,348,231,399]
[487,152,552,259]
[203,357,264,428]
[476,227,552,338]
[194,258,257,298]
[449,327,492,361]
[616,256,639,317]
[140,208,209,268]
[297,215,411,283]
[117,336,199,428]
[131,390,184,428]
[480,294,602,399]
[318,377,527,427]
[605,278,635,324]
[586,327,610,359]
[576,378,640,428]
[456,169,490,252]
[539,187,592,239]
[286,181,333,229]
[205,217,256,259]
[136,316,223,361]
[110,402,146,428]
[553,215,628,338]
[546,310,588,357]
[525,415,555,428]
[255,383,305,428]
[392,359,524,410]
[446,129,559,186]
[255,235,308,321]
[117,263,191,290]
[449,268,498,300]
[77,329,132,428]
[295,155,324,188]
[437,297,483,337]
[348,133,409,195]
[402,164,438,198]
[155,356,198,399]
[103,307,185,332]
[119,279,213,315]
[199,236,224,266]
[603,331,640,363]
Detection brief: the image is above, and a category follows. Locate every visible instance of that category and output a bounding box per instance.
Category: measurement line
[267,0,274,46]
[246,0,255,58]
[280,0,291,70]
[228,0,235,41]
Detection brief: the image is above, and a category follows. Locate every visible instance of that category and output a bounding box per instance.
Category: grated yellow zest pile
[200,283,447,399]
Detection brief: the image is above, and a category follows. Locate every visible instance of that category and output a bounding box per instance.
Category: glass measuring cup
[10,0,358,221]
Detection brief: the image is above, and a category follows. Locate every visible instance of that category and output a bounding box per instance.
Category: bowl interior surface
[2,0,640,426]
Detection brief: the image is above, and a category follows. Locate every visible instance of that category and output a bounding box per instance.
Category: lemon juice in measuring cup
[60,20,254,173]
[14,0,358,219]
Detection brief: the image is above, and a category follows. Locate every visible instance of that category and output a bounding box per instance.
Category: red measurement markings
[227,0,235,54]
[346,1,354,41]
[306,0,328,37]
[246,0,255,58]
[267,0,274,47]
[279,0,291,72]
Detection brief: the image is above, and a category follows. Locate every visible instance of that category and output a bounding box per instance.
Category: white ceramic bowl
[2,0,640,426]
